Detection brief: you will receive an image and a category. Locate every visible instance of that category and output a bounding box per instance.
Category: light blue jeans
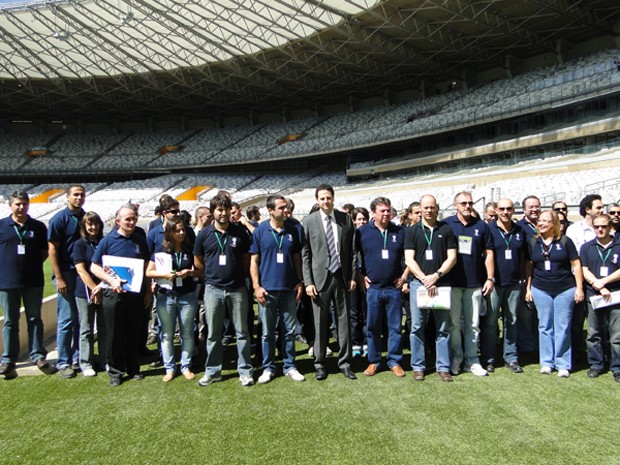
[204,285,252,377]
[54,270,80,369]
[482,284,520,365]
[409,280,451,372]
[0,287,46,363]
[531,286,575,371]
[259,290,297,374]
[75,296,107,370]
[450,287,483,368]
[157,291,197,373]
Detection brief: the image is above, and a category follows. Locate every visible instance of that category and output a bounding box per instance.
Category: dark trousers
[103,290,143,378]
[311,270,352,370]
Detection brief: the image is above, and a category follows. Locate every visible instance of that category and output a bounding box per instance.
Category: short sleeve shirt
[404,220,457,286]
[250,221,301,291]
[356,221,405,288]
[151,245,196,295]
[489,221,527,287]
[445,215,493,288]
[193,223,250,290]
[0,215,48,288]
[48,207,85,272]
[528,236,579,293]
[580,239,620,298]
[72,238,100,299]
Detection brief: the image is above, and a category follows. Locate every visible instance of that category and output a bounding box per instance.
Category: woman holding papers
[146,216,198,382]
[73,212,106,377]
[525,210,584,378]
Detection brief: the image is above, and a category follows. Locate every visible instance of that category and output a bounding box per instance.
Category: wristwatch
[437,271,444,278]
[487,277,495,283]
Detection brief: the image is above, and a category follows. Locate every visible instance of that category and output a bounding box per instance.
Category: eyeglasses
[458,201,474,206]
[593,224,610,229]
[166,209,180,215]
[497,207,513,211]
[609,211,620,216]
[553,207,568,212]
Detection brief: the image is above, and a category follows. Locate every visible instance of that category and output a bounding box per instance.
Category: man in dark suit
[302,184,357,380]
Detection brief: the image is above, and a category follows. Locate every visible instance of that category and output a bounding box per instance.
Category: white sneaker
[469,363,488,377]
[240,375,254,386]
[82,368,97,377]
[308,346,314,357]
[326,346,333,357]
[286,369,305,382]
[198,374,223,387]
[540,366,553,375]
[557,369,570,378]
[258,370,275,384]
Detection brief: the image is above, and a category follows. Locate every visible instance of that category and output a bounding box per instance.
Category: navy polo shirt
[92,230,150,265]
[250,221,301,291]
[72,237,100,299]
[147,217,163,233]
[446,215,493,288]
[193,223,250,290]
[489,221,527,287]
[580,239,620,298]
[147,222,195,254]
[356,221,405,288]
[404,221,457,287]
[0,215,47,288]
[516,218,538,242]
[151,246,196,295]
[48,207,85,272]
[285,217,304,247]
[528,236,579,293]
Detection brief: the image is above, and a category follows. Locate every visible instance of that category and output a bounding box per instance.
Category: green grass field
[0,344,618,465]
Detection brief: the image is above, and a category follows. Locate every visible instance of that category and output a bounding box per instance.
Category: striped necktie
[325,215,341,273]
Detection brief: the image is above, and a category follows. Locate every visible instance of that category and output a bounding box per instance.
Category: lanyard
[174,252,184,271]
[597,245,612,264]
[498,228,513,249]
[214,232,227,255]
[420,223,432,249]
[527,222,537,234]
[380,229,388,250]
[13,225,26,244]
[270,230,284,252]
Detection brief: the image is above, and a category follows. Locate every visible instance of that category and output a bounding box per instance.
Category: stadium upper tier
[0,49,619,174]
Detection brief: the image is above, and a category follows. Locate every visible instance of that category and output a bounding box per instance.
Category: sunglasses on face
[459,202,474,206]
[593,224,610,229]
[497,207,512,211]
[609,211,620,215]
[553,207,567,212]
[166,209,180,215]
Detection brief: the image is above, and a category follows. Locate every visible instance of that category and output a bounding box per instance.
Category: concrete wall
[0,296,57,361]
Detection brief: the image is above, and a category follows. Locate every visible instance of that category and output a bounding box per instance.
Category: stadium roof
[0,0,619,122]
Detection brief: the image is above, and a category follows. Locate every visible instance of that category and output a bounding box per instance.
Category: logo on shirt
[391,234,397,242]
[438,235,443,238]
[474,229,479,237]
[613,254,618,265]
[287,234,293,242]
[135,244,141,254]
[27,231,35,239]
[515,233,520,241]
[231,237,238,248]
[556,243,562,250]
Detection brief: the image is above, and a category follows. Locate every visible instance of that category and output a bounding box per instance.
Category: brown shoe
[162,371,175,382]
[364,363,379,376]
[390,365,406,377]
[412,370,425,381]
[438,371,453,382]
[182,370,196,381]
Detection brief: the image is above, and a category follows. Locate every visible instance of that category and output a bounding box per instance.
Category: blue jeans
[366,286,402,368]
[259,290,297,374]
[586,302,620,372]
[482,284,520,365]
[76,297,107,370]
[409,280,451,372]
[55,270,80,369]
[531,286,575,371]
[450,287,482,368]
[157,291,197,373]
[203,285,252,377]
[0,287,46,363]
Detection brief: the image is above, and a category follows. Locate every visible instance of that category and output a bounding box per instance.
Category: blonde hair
[536,210,562,240]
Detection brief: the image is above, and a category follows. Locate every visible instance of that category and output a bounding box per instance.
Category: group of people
[1,183,620,387]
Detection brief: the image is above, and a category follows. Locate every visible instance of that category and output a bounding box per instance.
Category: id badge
[219,255,227,266]
[425,249,433,260]
[544,260,551,271]
[277,253,284,264]
[382,249,389,260]
[17,244,25,255]
[600,266,609,277]
[504,250,512,260]
[458,236,472,255]
[175,277,183,287]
